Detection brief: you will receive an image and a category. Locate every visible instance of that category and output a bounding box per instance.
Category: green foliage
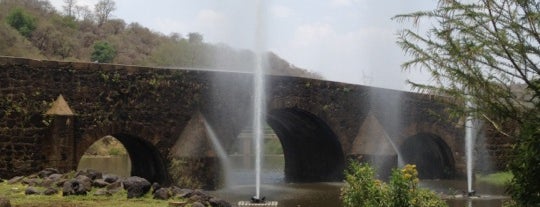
[6,7,36,37]
[341,162,447,207]
[507,118,540,207]
[91,41,116,63]
[395,1,540,205]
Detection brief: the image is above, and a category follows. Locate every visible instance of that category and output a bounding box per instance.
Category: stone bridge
[0,57,509,189]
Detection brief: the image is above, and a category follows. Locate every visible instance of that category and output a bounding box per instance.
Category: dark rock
[7,176,23,184]
[209,197,232,207]
[94,189,112,196]
[93,179,109,188]
[75,175,93,190]
[0,197,10,207]
[191,202,206,207]
[171,187,193,198]
[153,188,170,200]
[43,188,58,195]
[106,180,123,194]
[122,176,151,198]
[192,189,210,201]
[103,174,119,183]
[62,179,91,196]
[47,173,63,181]
[41,178,55,188]
[151,182,161,194]
[55,179,67,187]
[24,187,40,195]
[85,169,102,180]
[21,178,41,186]
[38,168,59,178]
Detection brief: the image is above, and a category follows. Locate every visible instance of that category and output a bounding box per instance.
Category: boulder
[209,197,232,207]
[153,188,170,200]
[122,176,151,198]
[74,175,93,190]
[103,174,119,183]
[92,179,109,188]
[106,180,123,194]
[24,187,40,195]
[171,187,193,198]
[21,178,41,186]
[47,173,63,181]
[85,169,103,180]
[62,179,91,196]
[151,182,161,194]
[38,168,59,178]
[191,202,206,207]
[7,176,23,184]
[43,188,58,195]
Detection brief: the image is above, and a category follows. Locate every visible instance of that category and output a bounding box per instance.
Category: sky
[48,0,438,91]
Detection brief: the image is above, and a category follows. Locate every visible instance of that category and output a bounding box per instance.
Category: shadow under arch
[108,133,171,185]
[266,107,345,182]
[399,133,455,179]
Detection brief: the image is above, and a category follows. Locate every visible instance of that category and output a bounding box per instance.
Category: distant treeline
[0,0,322,79]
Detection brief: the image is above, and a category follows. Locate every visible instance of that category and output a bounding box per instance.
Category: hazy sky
[48,0,438,90]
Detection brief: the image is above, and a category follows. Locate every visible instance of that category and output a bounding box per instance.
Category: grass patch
[0,181,177,207]
[477,171,513,186]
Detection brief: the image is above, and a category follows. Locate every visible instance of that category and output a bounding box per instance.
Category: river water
[79,155,509,207]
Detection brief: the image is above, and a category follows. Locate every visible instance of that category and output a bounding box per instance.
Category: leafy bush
[507,118,540,206]
[91,41,116,63]
[6,7,36,37]
[341,162,447,207]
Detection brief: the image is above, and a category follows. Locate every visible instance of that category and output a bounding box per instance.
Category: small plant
[341,162,447,207]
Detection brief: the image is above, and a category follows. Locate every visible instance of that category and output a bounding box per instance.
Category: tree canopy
[395,0,540,205]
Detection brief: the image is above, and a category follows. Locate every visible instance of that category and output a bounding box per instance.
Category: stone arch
[76,124,171,184]
[266,107,345,182]
[399,133,455,179]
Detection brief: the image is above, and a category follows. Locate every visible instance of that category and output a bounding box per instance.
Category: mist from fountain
[203,118,234,188]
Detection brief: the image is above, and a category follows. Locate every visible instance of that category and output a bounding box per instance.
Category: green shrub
[507,118,540,206]
[341,162,447,207]
[91,41,116,63]
[6,8,36,37]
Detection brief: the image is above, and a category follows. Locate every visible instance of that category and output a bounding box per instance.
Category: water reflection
[78,155,508,207]
[78,155,131,177]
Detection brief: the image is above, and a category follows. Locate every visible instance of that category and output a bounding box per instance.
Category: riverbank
[0,168,231,207]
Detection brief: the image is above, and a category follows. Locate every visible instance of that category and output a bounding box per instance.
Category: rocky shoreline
[0,168,231,207]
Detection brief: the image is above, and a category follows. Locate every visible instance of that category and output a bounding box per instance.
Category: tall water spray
[252,0,266,200]
[465,99,475,194]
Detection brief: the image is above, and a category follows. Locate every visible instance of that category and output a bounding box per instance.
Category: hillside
[0,0,322,79]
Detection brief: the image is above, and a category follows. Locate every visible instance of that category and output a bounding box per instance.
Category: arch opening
[78,135,131,177]
[266,108,345,182]
[78,134,170,184]
[399,133,455,179]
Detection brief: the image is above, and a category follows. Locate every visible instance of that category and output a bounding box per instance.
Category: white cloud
[271,5,293,18]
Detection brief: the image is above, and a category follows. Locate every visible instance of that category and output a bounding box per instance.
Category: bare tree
[74,5,93,21]
[94,0,116,26]
[62,0,76,17]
